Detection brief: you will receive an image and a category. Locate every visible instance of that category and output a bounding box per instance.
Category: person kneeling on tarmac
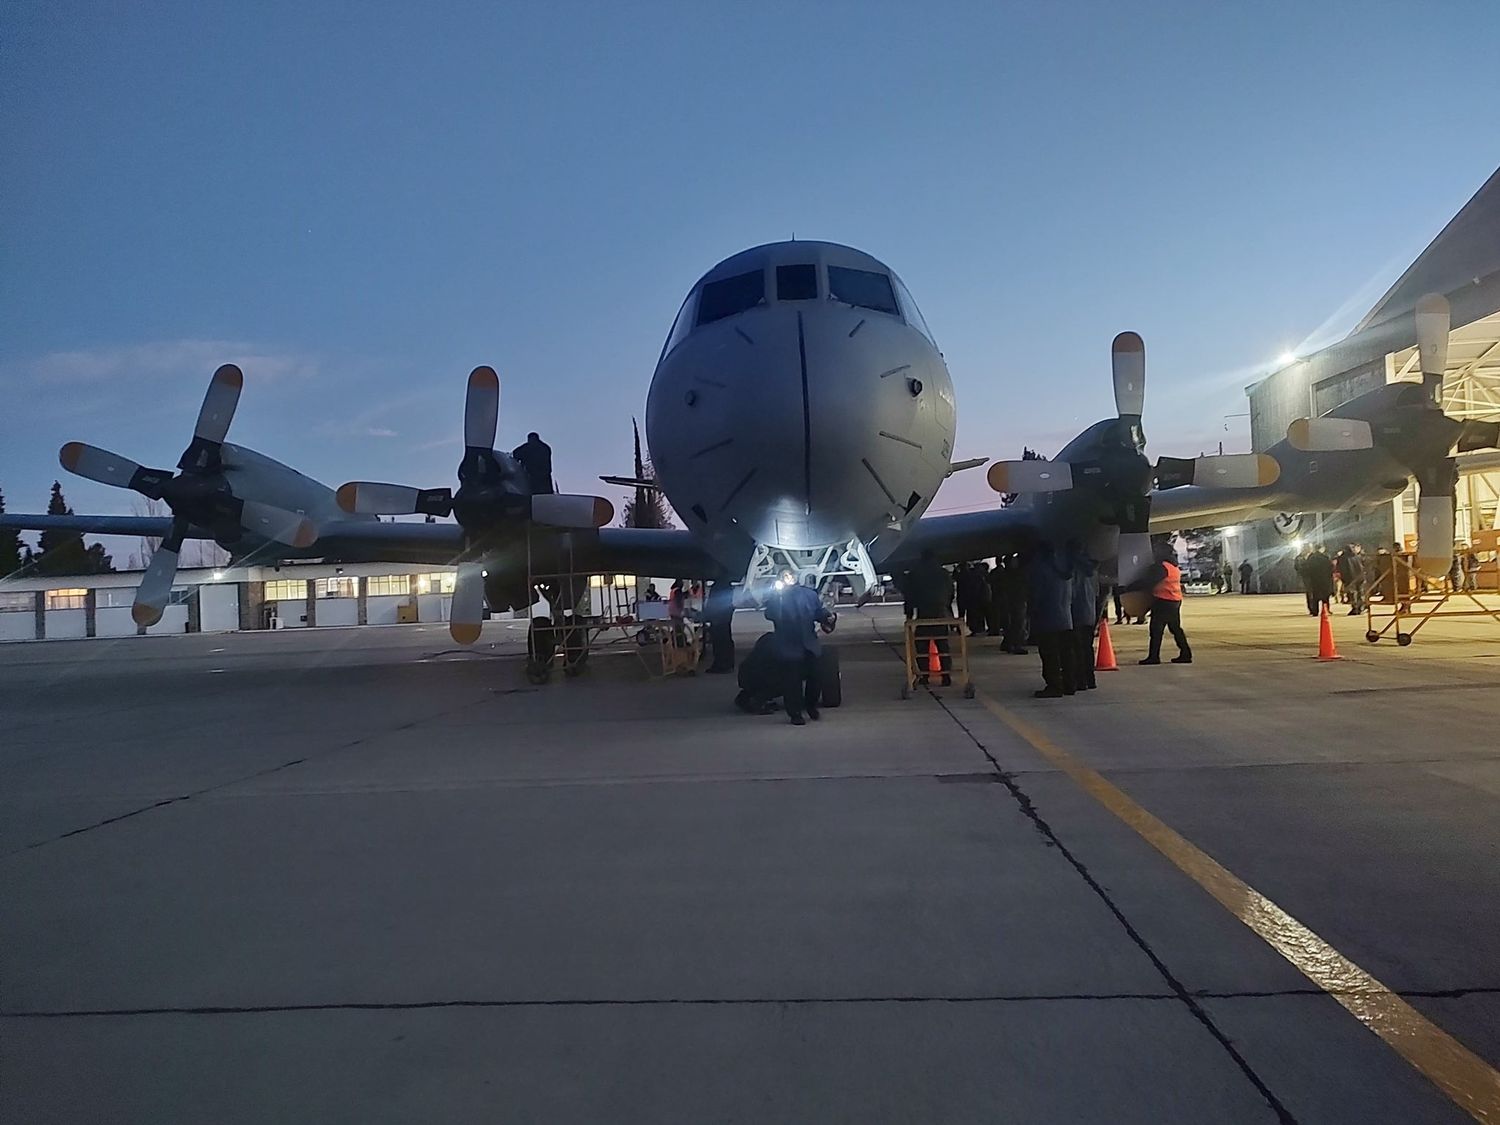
[735,633,783,715]
[762,572,837,726]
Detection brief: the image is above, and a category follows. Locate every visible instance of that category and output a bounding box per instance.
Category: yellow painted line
[976,691,1500,1123]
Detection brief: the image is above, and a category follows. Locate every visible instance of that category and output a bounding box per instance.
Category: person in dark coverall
[511,432,555,495]
[763,575,835,725]
[704,579,736,673]
[1069,545,1099,691]
[1238,560,1254,595]
[1124,540,1192,665]
[1027,542,1076,697]
[1303,545,1335,616]
[984,562,1005,637]
[907,550,955,685]
[996,554,1029,654]
[962,562,992,636]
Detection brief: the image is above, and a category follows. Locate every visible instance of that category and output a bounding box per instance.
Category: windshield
[696,270,766,326]
[828,266,899,316]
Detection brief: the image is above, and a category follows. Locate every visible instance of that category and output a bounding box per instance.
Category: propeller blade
[193,364,244,445]
[1111,332,1145,419]
[1458,419,1500,453]
[464,366,500,450]
[1415,293,1451,406]
[1187,453,1280,489]
[986,460,1074,494]
[530,494,615,528]
[449,560,486,644]
[240,501,318,548]
[132,538,184,627]
[336,482,425,515]
[1414,493,1456,578]
[59,442,146,489]
[1286,417,1374,452]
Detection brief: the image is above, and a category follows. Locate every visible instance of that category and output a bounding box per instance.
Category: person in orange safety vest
[1123,538,1192,665]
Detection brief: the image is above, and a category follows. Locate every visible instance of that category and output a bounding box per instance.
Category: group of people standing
[898,537,1190,699]
[1295,543,1369,616]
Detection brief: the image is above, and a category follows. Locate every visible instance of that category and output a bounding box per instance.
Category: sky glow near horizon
[3,1,1499,537]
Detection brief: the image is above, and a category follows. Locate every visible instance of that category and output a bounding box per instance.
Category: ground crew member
[511,432,555,495]
[1238,559,1253,594]
[1026,542,1076,697]
[962,562,992,636]
[996,553,1028,654]
[762,574,835,725]
[1069,544,1099,691]
[1303,545,1335,615]
[1125,540,1192,665]
[1335,546,1366,615]
[704,579,736,673]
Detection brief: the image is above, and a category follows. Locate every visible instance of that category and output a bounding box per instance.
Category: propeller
[337,366,615,644]
[987,331,1278,588]
[58,364,317,626]
[1286,293,1500,576]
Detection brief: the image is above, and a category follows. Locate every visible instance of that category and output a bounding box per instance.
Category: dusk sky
[4,1,1498,537]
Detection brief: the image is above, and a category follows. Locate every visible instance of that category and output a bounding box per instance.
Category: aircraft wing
[882,506,1037,567]
[1146,484,1285,531]
[0,513,183,538]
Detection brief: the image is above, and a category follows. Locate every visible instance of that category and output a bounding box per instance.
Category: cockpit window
[660,288,699,361]
[776,264,817,301]
[892,273,936,345]
[828,266,899,316]
[696,270,765,326]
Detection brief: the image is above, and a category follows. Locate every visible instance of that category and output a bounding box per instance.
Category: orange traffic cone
[927,639,942,675]
[1316,604,1342,661]
[1095,617,1118,671]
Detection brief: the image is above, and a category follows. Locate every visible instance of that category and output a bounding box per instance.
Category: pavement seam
[0,695,494,860]
[863,614,1300,1124]
[10,986,1500,1020]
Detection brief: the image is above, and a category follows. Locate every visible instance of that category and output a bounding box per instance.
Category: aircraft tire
[818,647,842,708]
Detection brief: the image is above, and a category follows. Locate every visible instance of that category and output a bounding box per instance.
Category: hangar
[1241,166,1500,590]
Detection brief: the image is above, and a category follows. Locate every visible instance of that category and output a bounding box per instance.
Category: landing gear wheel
[962,682,976,700]
[816,647,842,708]
[1365,630,1380,644]
[1396,632,1413,646]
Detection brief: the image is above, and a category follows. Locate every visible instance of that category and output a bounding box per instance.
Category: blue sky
[3,0,1498,532]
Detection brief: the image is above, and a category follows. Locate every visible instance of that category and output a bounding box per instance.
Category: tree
[622,418,674,529]
[0,486,24,577]
[33,481,114,576]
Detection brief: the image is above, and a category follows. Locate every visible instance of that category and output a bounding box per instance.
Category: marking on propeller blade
[691,437,735,459]
[877,364,911,379]
[878,430,922,450]
[975,691,1500,1124]
[719,467,758,512]
[734,327,754,345]
[849,319,865,338]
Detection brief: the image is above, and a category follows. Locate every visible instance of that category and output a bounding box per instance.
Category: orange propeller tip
[985,464,1010,492]
[1112,331,1144,352]
[468,365,499,386]
[335,483,359,513]
[593,498,615,526]
[292,521,319,549]
[1256,454,1281,486]
[450,623,482,645]
[59,442,84,470]
[131,604,163,627]
[214,363,244,388]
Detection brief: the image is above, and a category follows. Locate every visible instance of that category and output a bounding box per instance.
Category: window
[828,266,899,316]
[659,288,699,361]
[367,575,411,597]
[315,577,357,599]
[264,579,306,601]
[0,591,34,612]
[696,270,765,326]
[415,572,455,594]
[97,588,135,607]
[776,264,817,301]
[45,588,88,610]
[892,273,936,344]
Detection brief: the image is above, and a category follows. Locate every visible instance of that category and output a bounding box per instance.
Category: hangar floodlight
[1277,351,1298,367]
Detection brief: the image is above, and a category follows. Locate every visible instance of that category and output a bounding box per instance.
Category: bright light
[1292,538,1304,552]
[1277,351,1298,367]
[1223,525,1238,537]
[211,570,224,581]
[481,570,488,578]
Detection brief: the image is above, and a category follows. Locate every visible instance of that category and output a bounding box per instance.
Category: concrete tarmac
[2,595,1498,1123]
